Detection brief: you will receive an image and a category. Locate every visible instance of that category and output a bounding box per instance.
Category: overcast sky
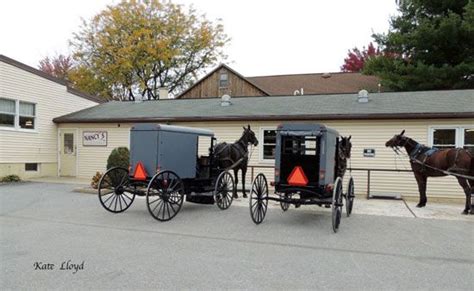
[0,0,398,76]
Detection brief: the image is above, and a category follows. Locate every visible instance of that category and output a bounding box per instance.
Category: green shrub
[1,175,22,183]
[106,147,130,170]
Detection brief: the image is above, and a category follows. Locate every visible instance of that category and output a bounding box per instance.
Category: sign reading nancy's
[83,131,107,146]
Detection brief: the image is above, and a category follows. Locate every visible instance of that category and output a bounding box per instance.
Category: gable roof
[0,54,103,103]
[175,64,270,98]
[247,72,381,95]
[54,89,474,123]
[175,63,381,99]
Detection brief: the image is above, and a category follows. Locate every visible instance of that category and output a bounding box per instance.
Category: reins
[389,143,474,180]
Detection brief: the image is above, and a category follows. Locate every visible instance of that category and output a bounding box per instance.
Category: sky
[0,0,398,76]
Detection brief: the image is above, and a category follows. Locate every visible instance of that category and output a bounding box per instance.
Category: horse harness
[214,140,249,170]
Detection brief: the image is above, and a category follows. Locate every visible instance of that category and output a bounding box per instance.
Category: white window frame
[428,125,474,149]
[259,127,277,163]
[0,98,37,132]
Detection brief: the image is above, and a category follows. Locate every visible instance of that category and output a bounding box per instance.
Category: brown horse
[214,125,259,198]
[385,130,473,214]
[337,136,352,179]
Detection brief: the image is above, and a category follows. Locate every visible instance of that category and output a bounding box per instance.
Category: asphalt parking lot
[1,182,473,290]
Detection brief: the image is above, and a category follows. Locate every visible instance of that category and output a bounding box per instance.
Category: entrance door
[59,130,77,176]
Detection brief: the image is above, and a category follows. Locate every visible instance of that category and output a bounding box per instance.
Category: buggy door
[279,135,320,186]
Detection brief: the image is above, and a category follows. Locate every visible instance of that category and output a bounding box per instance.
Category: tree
[364,0,474,90]
[70,0,228,100]
[38,54,74,81]
[341,43,381,72]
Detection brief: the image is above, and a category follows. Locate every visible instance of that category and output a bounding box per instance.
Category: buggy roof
[276,123,340,137]
[131,123,214,137]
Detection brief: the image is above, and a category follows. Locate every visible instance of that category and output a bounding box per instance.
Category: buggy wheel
[345,177,355,217]
[280,193,291,211]
[146,171,184,222]
[98,167,135,213]
[249,173,269,224]
[332,177,343,233]
[215,171,234,210]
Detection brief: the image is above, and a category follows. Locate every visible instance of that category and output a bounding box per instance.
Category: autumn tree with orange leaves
[67,0,228,100]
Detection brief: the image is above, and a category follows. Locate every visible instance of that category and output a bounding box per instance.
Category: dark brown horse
[214,125,259,198]
[337,136,352,178]
[385,130,473,214]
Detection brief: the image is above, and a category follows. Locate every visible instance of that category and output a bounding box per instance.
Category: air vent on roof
[358,89,369,103]
[322,73,331,79]
[221,94,231,106]
[293,88,304,96]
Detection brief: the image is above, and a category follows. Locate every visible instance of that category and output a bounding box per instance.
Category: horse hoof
[416,203,425,208]
[462,210,469,215]
[243,194,248,198]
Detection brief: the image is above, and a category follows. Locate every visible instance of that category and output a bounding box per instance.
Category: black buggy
[98,124,235,221]
[249,124,355,232]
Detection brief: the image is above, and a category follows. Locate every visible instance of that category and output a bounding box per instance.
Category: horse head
[242,125,259,146]
[340,135,352,159]
[385,129,407,148]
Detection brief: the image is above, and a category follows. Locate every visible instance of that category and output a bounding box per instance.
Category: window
[262,129,276,160]
[0,98,15,127]
[25,163,38,172]
[432,129,456,149]
[464,128,474,153]
[19,102,35,129]
[64,133,74,154]
[430,126,474,154]
[219,72,228,87]
[0,98,36,130]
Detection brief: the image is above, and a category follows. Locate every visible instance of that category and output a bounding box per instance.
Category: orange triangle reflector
[287,166,308,186]
[133,162,148,181]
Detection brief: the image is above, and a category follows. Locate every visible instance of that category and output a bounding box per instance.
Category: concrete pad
[406,200,473,221]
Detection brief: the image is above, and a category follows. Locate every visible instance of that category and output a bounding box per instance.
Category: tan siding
[0,61,97,166]
[179,68,265,99]
[60,118,474,200]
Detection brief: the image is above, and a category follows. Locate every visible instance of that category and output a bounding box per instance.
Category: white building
[0,55,100,178]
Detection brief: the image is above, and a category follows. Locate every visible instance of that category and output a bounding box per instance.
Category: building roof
[0,54,103,103]
[175,64,381,99]
[53,89,474,123]
[247,72,381,95]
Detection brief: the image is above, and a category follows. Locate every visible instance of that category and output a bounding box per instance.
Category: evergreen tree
[364,0,474,90]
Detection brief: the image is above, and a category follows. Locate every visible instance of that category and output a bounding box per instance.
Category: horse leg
[457,177,472,215]
[242,167,248,198]
[233,168,239,199]
[414,173,427,208]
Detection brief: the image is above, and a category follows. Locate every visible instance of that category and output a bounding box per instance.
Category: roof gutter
[53,112,474,124]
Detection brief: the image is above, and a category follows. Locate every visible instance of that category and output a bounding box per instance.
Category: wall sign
[83,131,107,146]
[363,148,375,157]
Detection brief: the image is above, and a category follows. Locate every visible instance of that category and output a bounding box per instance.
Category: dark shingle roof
[53,89,474,123]
[247,72,381,95]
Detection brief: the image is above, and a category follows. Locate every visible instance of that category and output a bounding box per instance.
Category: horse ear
[243,126,246,130]
[348,135,351,141]
[400,129,405,136]
[248,124,251,129]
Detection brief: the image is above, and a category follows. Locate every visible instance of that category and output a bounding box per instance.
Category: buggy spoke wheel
[249,174,268,224]
[280,193,291,211]
[98,167,135,213]
[332,177,343,233]
[345,177,355,217]
[215,171,234,210]
[146,171,184,222]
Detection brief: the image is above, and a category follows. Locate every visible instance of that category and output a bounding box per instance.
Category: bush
[1,175,22,183]
[106,147,130,170]
[90,172,102,189]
